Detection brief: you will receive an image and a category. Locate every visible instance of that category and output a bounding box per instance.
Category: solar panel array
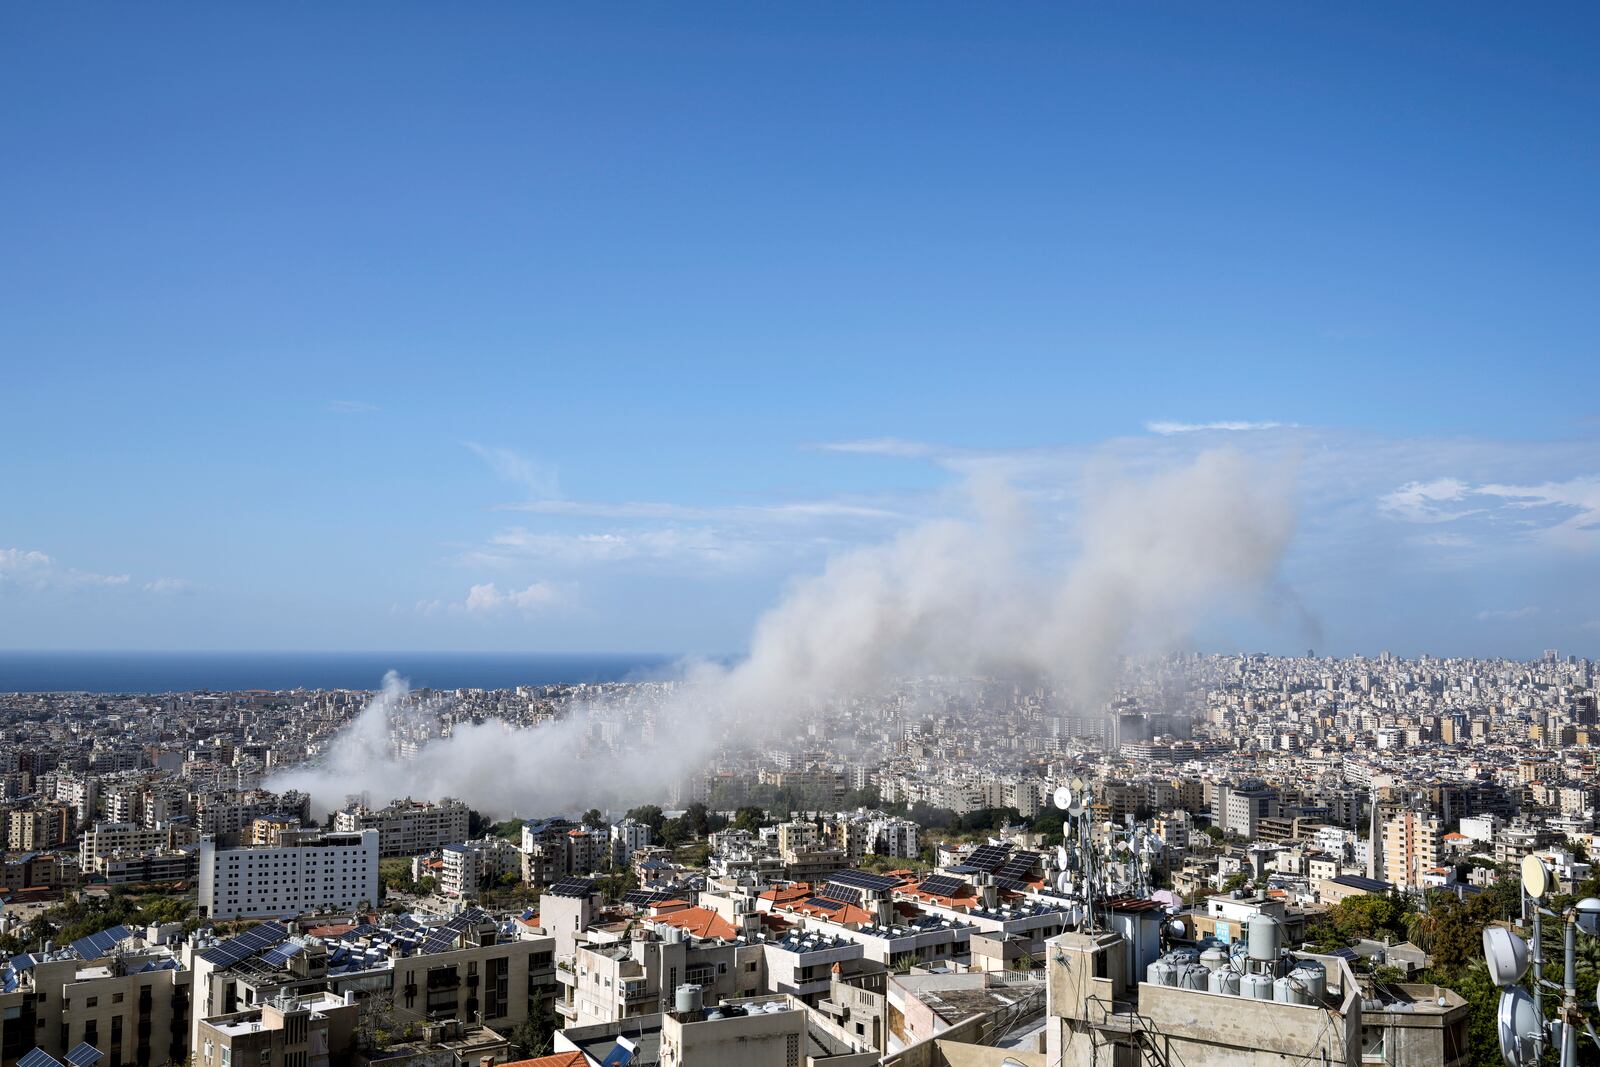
[827,870,902,894]
[916,875,964,898]
[964,845,1012,873]
[995,851,1039,881]
[819,884,863,907]
[65,1044,104,1067]
[994,877,1031,893]
[622,889,672,907]
[803,897,846,912]
[18,1049,64,1067]
[418,908,489,956]
[70,925,132,961]
[198,921,289,967]
[546,877,597,899]
[259,942,304,969]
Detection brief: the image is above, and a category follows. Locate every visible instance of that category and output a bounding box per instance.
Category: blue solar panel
[917,876,964,897]
[827,870,902,893]
[803,897,847,911]
[965,845,1012,872]
[260,943,304,968]
[199,922,290,967]
[70,925,132,960]
[19,1049,65,1067]
[599,1042,635,1067]
[65,1044,103,1067]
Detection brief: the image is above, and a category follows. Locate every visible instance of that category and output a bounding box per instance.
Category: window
[87,997,98,1008]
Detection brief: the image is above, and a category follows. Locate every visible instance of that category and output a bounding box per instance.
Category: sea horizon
[0,650,692,695]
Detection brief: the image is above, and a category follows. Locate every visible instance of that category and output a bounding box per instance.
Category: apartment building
[332,797,470,858]
[0,936,192,1067]
[7,805,72,851]
[439,838,521,898]
[196,829,379,920]
[1382,810,1443,892]
[80,823,171,876]
[196,992,355,1067]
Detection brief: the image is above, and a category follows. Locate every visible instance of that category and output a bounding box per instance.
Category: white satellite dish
[1056,845,1070,870]
[1483,927,1530,988]
[1067,775,1089,817]
[1577,898,1600,938]
[1521,855,1550,902]
[1053,786,1073,811]
[1497,985,1541,1066]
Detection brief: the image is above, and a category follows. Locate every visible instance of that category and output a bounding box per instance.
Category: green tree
[581,808,607,829]
[733,807,766,833]
[626,805,665,837]
[1328,893,1406,943]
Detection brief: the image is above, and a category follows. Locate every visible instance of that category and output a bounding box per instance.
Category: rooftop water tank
[1168,948,1199,967]
[675,984,703,1015]
[1147,960,1179,987]
[1178,964,1209,990]
[1241,973,1274,1001]
[1290,962,1327,1003]
[1208,969,1240,996]
[1247,915,1281,962]
[1274,975,1312,1005]
[1200,947,1229,973]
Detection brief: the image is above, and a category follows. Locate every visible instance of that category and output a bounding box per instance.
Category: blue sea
[0,651,681,694]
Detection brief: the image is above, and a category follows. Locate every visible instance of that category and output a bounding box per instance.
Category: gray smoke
[270,447,1297,817]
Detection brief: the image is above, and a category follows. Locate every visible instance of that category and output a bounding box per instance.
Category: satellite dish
[1056,845,1070,870]
[1067,776,1089,817]
[1483,926,1530,988]
[1497,985,1541,1066]
[1521,855,1550,902]
[1577,898,1600,938]
[1053,786,1073,811]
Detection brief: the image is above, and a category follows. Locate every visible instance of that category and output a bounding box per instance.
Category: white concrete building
[198,828,379,919]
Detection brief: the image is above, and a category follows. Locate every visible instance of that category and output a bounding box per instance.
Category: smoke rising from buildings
[270,448,1298,817]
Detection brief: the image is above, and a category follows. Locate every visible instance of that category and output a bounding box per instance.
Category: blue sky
[2,4,1597,657]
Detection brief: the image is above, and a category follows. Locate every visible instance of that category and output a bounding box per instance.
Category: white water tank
[1290,962,1327,1002]
[1147,960,1179,987]
[1274,975,1312,1005]
[675,984,703,1014]
[1168,948,1199,967]
[1200,947,1228,973]
[1178,964,1209,990]
[1241,973,1274,1001]
[1208,969,1240,996]
[1247,915,1281,962]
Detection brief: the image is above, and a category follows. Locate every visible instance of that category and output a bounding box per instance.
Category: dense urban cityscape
[0,651,1593,1065]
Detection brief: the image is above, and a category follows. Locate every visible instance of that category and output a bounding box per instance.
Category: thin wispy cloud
[143,577,194,594]
[1475,606,1540,622]
[1378,478,1482,524]
[1381,474,1600,548]
[466,442,560,499]
[1145,420,1295,435]
[464,580,557,614]
[812,437,941,458]
[497,498,900,523]
[0,547,131,589]
[326,399,380,414]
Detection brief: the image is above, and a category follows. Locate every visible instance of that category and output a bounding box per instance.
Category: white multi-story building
[610,817,652,864]
[197,828,379,920]
[439,836,522,898]
[80,821,168,874]
[332,796,471,857]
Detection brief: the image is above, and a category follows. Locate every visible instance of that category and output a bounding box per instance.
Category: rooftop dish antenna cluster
[1481,855,1600,1066]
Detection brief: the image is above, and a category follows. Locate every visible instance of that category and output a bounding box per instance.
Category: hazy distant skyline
[3,5,1597,657]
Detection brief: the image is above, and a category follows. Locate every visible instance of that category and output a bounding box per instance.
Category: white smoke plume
[270,448,1298,817]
